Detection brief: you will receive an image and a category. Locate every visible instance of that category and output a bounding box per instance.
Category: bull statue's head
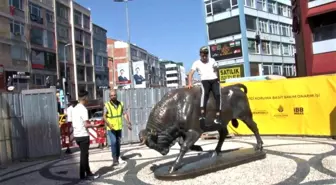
[138,126,180,156]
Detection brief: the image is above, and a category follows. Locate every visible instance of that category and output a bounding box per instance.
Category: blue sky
[75,0,208,72]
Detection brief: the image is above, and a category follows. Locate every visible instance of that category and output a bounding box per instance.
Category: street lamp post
[63,43,71,111]
[114,0,134,88]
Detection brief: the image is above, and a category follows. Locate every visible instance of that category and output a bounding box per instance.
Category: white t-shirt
[191,58,218,81]
[72,103,89,137]
[66,106,73,122]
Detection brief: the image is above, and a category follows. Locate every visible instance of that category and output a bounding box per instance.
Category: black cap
[78,90,89,98]
[199,46,209,53]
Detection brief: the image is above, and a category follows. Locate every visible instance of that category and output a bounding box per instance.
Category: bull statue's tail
[231,83,248,94]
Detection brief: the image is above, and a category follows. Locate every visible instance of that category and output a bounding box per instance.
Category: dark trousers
[200,78,221,114]
[75,136,92,179]
[107,130,122,160]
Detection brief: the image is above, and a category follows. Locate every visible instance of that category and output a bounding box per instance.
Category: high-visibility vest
[105,101,124,131]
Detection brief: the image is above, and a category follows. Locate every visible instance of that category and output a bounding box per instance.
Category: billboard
[132,61,146,88]
[116,62,131,88]
[210,40,242,61]
[31,49,45,69]
[218,65,244,82]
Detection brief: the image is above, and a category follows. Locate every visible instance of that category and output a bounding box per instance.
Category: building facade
[160,60,186,88]
[107,38,164,89]
[55,0,95,100]
[92,23,108,99]
[0,0,56,91]
[204,0,297,82]
[293,0,336,76]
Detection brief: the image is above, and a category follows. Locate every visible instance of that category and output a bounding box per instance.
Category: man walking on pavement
[103,89,132,166]
[72,90,100,182]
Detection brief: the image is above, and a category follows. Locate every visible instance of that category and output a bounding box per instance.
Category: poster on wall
[31,49,45,69]
[210,40,242,61]
[132,61,146,88]
[116,62,131,88]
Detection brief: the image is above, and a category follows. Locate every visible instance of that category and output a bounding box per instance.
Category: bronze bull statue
[139,83,264,173]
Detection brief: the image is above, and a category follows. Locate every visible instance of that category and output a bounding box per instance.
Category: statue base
[153,147,266,181]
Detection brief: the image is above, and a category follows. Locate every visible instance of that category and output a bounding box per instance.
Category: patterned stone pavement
[0,137,335,185]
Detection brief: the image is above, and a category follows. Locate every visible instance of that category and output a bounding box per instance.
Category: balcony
[9,6,25,19]
[30,14,44,24]
[10,32,25,42]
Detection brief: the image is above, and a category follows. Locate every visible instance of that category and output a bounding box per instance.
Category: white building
[161,60,186,88]
[204,0,297,81]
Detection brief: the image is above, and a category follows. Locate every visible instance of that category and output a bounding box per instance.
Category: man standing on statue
[103,89,132,166]
[187,46,223,125]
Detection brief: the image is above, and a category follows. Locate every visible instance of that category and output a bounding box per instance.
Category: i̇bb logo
[294,107,304,115]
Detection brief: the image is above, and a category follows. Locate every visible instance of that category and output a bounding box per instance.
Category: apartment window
[87,85,94,99]
[74,11,82,26]
[77,66,85,81]
[131,48,137,57]
[84,33,91,47]
[10,20,24,35]
[231,0,238,7]
[140,52,147,60]
[273,64,282,75]
[258,19,268,33]
[248,39,259,54]
[75,29,82,43]
[76,47,83,63]
[86,67,93,82]
[85,49,91,64]
[11,45,26,60]
[83,15,90,29]
[9,0,23,10]
[310,11,336,42]
[280,24,290,36]
[245,15,257,30]
[78,84,86,92]
[212,0,231,15]
[267,1,276,14]
[57,4,68,19]
[284,65,295,76]
[282,43,290,56]
[271,42,281,55]
[30,27,43,46]
[278,4,290,17]
[57,25,68,39]
[46,11,54,22]
[269,22,279,35]
[102,57,108,67]
[94,55,102,66]
[245,0,254,7]
[256,0,266,11]
[261,41,271,54]
[262,65,272,75]
[45,52,57,70]
[47,31,55,49]
[30,3,41,17]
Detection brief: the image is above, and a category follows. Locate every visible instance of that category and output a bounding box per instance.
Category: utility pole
[114,0,134,88]
[63,43,71,111]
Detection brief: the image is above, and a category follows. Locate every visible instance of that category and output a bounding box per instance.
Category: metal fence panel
[21,88,60,159]
[103,87,175,144]
[0,93,24,166]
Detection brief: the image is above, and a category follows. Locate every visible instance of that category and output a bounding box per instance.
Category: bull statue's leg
[241,117,263,151]
[169,129,201,173]
[177,136,203,152]
[211,126,229,157]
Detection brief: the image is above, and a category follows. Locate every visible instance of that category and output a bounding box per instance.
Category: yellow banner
[222,75,336,136]
[218,66,243,82]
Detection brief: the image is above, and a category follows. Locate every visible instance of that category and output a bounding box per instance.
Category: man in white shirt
[72,91,100,181]
[187,46,222,125]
